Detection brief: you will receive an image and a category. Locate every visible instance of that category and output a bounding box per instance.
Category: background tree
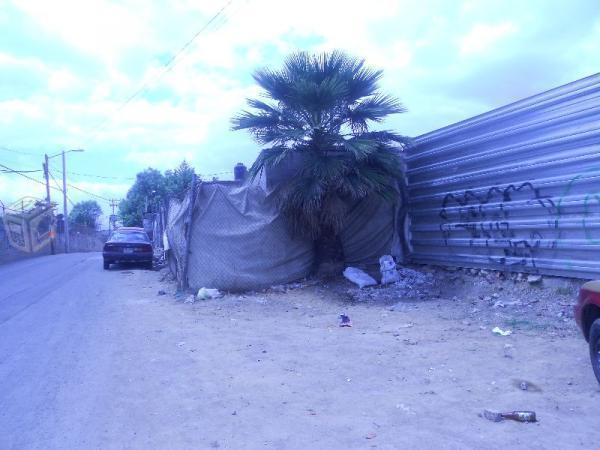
[119,168,167,226]
[164,160,196,201]
[69,200,102,230]
[232,50,408,262]
[119,162,198,226]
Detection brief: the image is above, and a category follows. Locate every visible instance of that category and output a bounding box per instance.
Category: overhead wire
[0,145,40,157]
[48,170,64,193]
[84,0,236,144]
[0,168,42,174]
[1,162,110,207]
[53,168,135,181]
[0,163,58,191]
[1,0,245,202]
[65,182,113,203]
[200,171,234,177]
[1,144,136,180]
[48,169,76,207]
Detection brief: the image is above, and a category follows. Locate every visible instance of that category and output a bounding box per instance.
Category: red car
[575,281,600,383]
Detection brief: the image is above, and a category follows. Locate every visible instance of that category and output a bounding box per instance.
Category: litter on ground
[343,267,377,289]
[492,326,513,336]
[196,287,223,300]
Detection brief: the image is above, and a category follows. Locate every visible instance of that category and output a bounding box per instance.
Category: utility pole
[109,199,118,233]
[61,151,69,253]
[43,153,55,255]
[44,148,84,253]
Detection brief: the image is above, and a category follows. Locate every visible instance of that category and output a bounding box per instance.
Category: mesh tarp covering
[186,183,314,291]
[166,182,400,291]
[340,196,401,266]
[166,197,189,280]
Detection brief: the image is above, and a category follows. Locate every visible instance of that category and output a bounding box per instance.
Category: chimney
[234,162,247,182]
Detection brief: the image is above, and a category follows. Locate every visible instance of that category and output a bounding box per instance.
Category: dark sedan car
[103,227,153,270]
[575,280,600,384]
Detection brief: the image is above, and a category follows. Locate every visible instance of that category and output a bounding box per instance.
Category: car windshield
[110,231,149,243]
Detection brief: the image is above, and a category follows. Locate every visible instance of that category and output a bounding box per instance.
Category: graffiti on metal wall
[438,182,558,270]
[558,168,600,245]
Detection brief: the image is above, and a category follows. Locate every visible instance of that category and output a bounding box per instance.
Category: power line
[0,199,24,214]
[0,162,58,191]
[85,0,235,143]
[48,170,78,208]
[53,168,135,181]
[0,145,40,157]
[1,163,112,205]
[48,170,64,193]
[200,171,233,177]
[0,1,247,190]
[0,1,245,187]
[0,168,42,174]
[0,145,136,180]
[66,182,113,203]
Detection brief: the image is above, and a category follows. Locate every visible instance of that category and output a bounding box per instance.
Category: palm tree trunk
[313,229,344,274]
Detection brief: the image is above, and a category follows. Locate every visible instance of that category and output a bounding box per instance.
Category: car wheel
[590,318,600,384]
[145,261,153,270]
[103,260,111,270]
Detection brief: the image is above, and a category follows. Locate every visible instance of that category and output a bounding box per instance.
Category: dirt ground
[151,266,600,449]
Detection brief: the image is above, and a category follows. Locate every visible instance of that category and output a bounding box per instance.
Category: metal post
[109,199,117,233]
[43,154,55,255]
[62,150,70,253]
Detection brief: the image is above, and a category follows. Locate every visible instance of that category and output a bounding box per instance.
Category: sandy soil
[4,254,597,449]
[152,268,600,449]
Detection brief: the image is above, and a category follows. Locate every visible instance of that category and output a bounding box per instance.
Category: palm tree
[232,50,408,263]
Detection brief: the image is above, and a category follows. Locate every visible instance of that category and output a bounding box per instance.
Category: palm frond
[233,50,407,240]
[357,130,412,146]
[246,98,279,114]
[347,95,405,132]
[231,110,279,132]
[248,146,293,180]
[345,67,383,102]
[342,137,380,160]
[252,69,292,103]
[301,150,349,181]
[367,149,404,179]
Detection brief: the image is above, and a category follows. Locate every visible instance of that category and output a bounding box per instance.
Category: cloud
[0,173,48,208]
[459,22,518,55]
[0,99,44,124]
[124,149,197,168]
[1,0,599,216]
[11,0,152,65]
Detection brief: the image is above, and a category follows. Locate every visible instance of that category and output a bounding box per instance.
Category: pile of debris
[346,266,435,303]
[340,255,436,303]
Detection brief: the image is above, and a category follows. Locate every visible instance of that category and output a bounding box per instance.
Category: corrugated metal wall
[405,73,600,279]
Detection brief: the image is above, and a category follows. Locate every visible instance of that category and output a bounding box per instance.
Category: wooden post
[181,175,197,291]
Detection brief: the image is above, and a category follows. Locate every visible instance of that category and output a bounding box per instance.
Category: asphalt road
[0,253,193,449]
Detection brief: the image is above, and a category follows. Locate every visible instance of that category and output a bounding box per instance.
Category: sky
[0,0,599,221]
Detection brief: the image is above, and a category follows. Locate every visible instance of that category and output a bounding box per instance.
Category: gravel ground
[339,265,582,337]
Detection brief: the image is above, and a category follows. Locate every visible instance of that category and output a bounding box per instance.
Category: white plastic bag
[196,287,223,300]
[492,326,512,336]
[343,267,378,289]
[379,255,400,285]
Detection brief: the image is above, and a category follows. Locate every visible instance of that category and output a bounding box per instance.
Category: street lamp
[47,149,84,253]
